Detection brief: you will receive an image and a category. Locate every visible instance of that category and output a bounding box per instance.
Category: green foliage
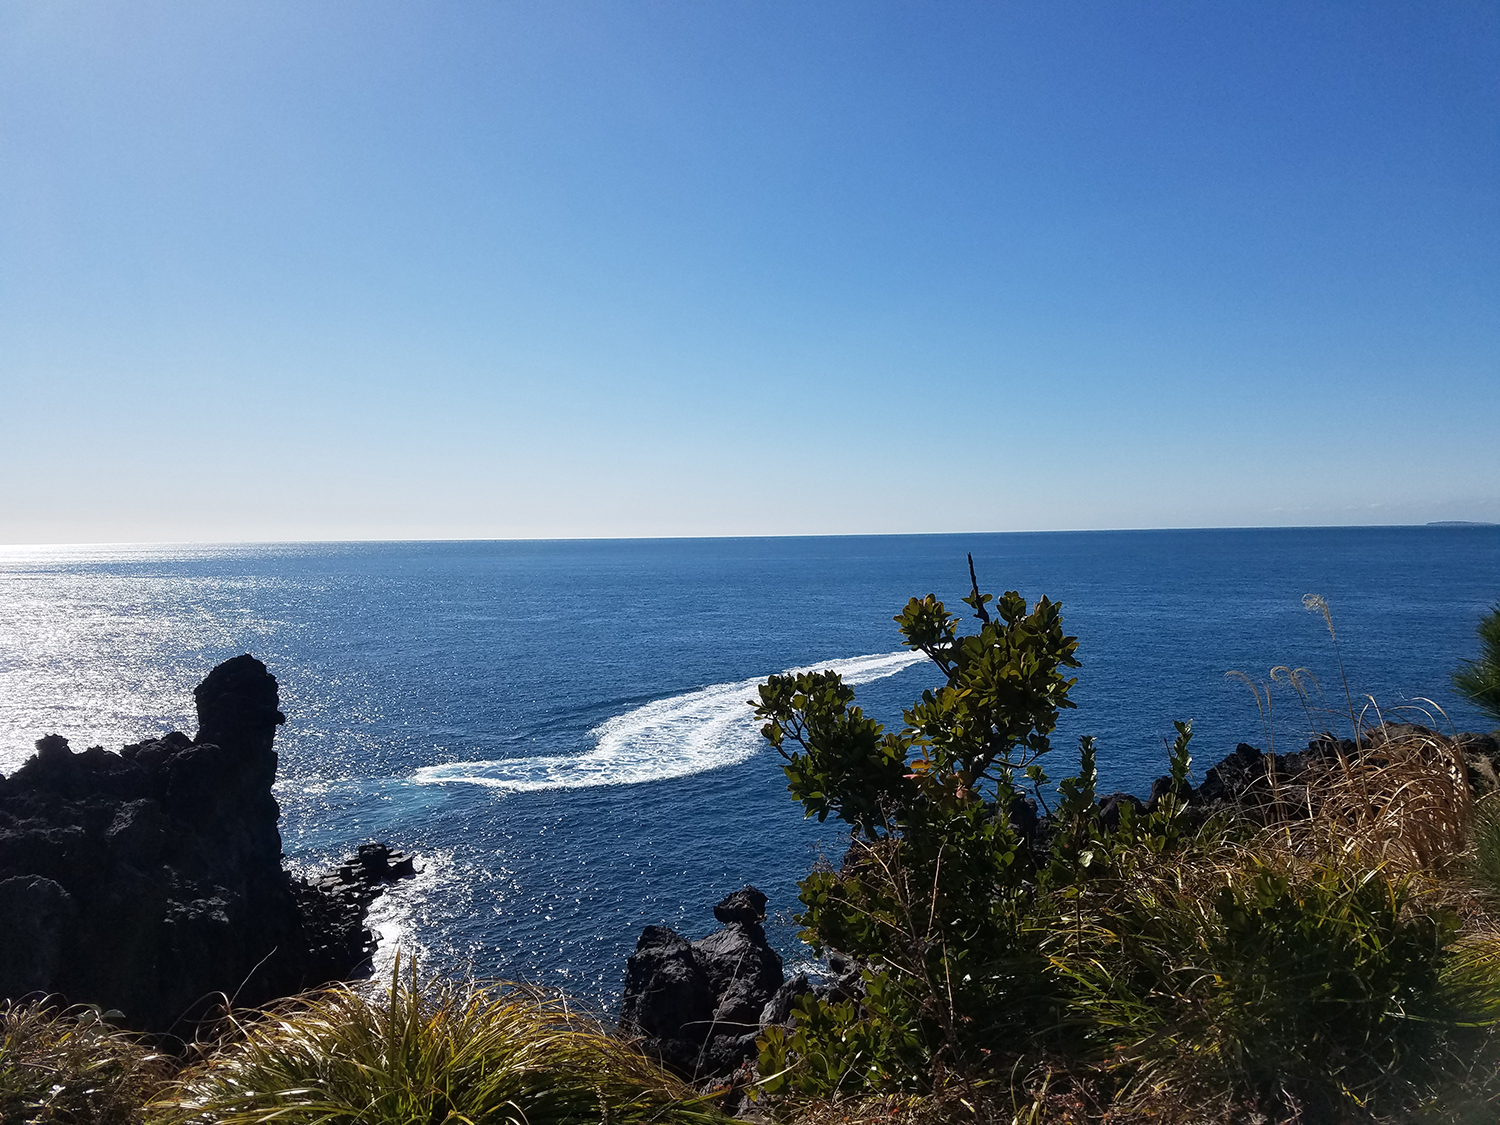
[1454,603,1500,727]
[751,565,1131,1097]
[756,974,929,1100]
[0,1001,168,1125]
[757,571,1080,845]
[753,565,1500,1118]
[1470,794,1500,903]
[756,671,914,836]
[1049,853,1458,1112]
[151,960,723,1125]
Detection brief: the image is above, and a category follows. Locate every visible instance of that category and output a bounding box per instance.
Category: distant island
[1428,520,1498,526]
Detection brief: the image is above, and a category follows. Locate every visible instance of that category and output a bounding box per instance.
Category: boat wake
[410,650,927,792]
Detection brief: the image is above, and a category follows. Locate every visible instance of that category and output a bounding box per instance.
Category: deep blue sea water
[1,528,1496,1008]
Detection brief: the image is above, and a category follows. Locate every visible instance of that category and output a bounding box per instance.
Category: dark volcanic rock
[619,926,715,1075]
[694,922,783,1031]
[712,886,767,925]
[1191,742,1265,806]
[0,655,414,1035]
[0,875,75,998]
[620,887,785,1080]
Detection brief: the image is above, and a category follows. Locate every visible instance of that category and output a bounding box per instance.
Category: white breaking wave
[365,849,457,981]
[410,650,927,793]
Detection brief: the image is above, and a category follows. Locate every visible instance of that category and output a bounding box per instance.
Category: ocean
[1,528,1495,1008]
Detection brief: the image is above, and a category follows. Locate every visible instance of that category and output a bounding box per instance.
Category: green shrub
[757,973,929,1101]
[1454,604,1500,728]
[1047,850,1459,1115]
[150,962,723,1125]
[0,1000,169,1125]
[752,564,1500,1118]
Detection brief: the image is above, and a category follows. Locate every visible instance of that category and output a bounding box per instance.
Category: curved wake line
[410,650,927,793]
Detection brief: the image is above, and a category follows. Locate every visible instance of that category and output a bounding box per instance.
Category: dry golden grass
[1255,721,1474,878]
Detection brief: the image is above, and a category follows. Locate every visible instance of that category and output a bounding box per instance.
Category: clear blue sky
[2,2,1496,543]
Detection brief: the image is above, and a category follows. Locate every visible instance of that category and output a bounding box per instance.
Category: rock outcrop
[0,655,413,1035]
[620,886,785,1079]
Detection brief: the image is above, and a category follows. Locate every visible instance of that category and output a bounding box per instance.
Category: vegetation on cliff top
[751,567,1500,1122]
[5,582,1500,1124]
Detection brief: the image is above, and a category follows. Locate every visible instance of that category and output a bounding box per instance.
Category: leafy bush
[151,962,723,1125]
[0,1000,169,1125]
[752,566,1174,1093]
[755,568,1081,1058]
[757,974,928,1100]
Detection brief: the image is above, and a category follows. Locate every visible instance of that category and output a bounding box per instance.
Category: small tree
[753,559,1083,1090]
[754,569,1496,1115]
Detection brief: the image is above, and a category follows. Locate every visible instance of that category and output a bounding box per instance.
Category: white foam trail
[410,650,927,793]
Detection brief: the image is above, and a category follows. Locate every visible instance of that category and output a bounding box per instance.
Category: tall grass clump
[1044,840,1462,1118]
[1277,722,1473,878]
[0,1000,170,1125]
[152,960,725,1125]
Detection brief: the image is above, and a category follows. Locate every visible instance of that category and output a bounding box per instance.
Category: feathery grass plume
[150,957,725,1125]
[1261,722,1474,879]
[1223,671,1293,836]
[1454,604,1500,728]
[0,999,171,1125]
[1224,670,1273,758]
[1303,593,1360,739]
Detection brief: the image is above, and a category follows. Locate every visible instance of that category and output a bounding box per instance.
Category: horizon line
[2,521,1496,552]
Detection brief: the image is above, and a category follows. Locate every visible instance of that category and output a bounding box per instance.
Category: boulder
[620,887,785,1080]
[693,923,783,1032]
[712,886,766,925]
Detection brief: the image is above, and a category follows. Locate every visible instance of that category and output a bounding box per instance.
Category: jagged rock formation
[619,886,785,1079]
[0,655,413,1035]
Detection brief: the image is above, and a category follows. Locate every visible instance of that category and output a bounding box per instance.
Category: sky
[1,2,1496,543]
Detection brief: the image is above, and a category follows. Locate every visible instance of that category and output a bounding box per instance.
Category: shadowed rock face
[0,655,412,1036]
[619,887,784,1080]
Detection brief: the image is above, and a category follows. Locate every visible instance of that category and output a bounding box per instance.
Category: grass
[149,959,726,1125]
[0,999,171,1125]
[1271,720,1473,878]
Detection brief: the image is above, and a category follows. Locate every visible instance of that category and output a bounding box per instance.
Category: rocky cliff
[0,655,412,1035]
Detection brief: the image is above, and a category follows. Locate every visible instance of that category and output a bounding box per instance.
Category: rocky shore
[5,653,1494,1069]
[0,655,414,1035]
